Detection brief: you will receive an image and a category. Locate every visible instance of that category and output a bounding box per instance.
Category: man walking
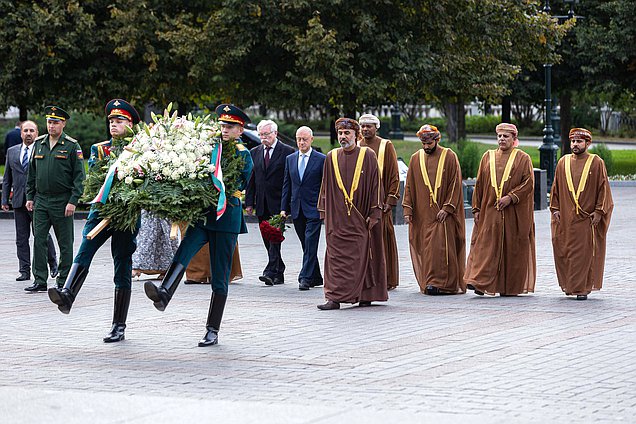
[48,99,141,343]
[403,125,466,295]
[144,104,253,347]
[245,119,294,286]
[25,106,84,292]
[281,126,326,290]
[317,118,387,310]
[359,113,400,290]
[2,121,58,282]
[550,128,613,300]
[464,123,535,297]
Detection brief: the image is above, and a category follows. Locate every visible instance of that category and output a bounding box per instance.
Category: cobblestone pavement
[1,187,635,423]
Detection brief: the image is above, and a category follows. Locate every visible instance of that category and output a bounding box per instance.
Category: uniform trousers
[73,209,139,289]
[33,194,74,287]
[173,224,238,295]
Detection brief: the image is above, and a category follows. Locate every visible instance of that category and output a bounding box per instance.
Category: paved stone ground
[1,187,635,423]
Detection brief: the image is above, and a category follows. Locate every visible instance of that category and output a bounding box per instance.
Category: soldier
[144,104,253,347]
[48,99,141,343]
[25,106,85,293]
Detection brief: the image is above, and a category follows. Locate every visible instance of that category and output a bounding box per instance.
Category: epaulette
[35,134,46,141]
[235,143,247,151]
[93,140,110,147]
[65,135,78,143]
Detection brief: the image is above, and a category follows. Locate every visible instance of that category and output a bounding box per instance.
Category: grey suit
[2,143,57,276]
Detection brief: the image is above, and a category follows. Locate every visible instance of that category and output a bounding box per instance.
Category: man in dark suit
[245,119,295,286]
[4,121,22,156]
[281,126,326,290]
[2,121,57,281]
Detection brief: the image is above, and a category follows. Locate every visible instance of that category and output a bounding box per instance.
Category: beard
[424,145,437,154]
[339,139,355,149]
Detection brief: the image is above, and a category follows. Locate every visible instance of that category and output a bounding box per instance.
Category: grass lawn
[313,138,636,176]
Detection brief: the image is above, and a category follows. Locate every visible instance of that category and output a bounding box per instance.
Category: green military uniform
[26,131,85,289]
[144,104,253,347]
[48,99,141,343]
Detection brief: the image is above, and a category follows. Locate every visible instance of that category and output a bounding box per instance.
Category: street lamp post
[390,103,404,140]
[540,0,580,190]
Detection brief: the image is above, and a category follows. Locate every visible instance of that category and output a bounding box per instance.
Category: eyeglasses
[258,131,275,138]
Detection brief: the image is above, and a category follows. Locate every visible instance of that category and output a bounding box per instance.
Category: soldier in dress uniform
[25,106,85,293]
[144,104,253,347]
[48,99,141,343]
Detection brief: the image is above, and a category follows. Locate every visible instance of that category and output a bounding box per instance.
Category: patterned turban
[495,123,518,137]
[359,114,381,129]
[335,117,360,133]
[417,124,441,140]
[569,127,592,142]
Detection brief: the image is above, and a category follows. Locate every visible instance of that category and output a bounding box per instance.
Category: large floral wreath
[82,104,246,232]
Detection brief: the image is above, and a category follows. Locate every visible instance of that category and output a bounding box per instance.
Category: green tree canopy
[0,0,569,130]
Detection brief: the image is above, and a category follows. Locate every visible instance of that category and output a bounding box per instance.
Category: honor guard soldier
[144,104,253,347]
[48,99,142,343]
[25,106,85,293]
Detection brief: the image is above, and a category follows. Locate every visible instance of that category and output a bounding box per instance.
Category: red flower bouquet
[259,214,287,243]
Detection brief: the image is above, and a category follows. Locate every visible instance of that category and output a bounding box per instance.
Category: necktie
[264,146,271,168]
[22,146,29,171]
[299,154,307,181]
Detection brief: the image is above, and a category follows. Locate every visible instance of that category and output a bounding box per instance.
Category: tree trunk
[457,98,466,140]
[19,105,28,121]
[560,91,572,155]
[501,96,511,123]
[443,100,459,143]
[443,98,466,143]
[330,106,339,147]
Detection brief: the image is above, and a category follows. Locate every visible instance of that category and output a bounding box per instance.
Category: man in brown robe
[464,123,536,296]
[550,127,613,300]
[317,117,387,310]
[403,125,466,295]
[359,113,400,290]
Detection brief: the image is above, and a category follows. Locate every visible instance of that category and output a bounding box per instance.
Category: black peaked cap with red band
[215,104,250,127]
[105,99,141,125]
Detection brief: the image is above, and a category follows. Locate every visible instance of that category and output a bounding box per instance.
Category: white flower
[125,176,134,185]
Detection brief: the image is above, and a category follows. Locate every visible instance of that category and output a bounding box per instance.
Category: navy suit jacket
[2,144,30,208]
[245,141,295,217]
[281,149,326,220]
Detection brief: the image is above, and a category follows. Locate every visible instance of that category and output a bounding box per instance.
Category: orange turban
[417,124,441,140]
[569,127,592,142]
[495,123,518,137]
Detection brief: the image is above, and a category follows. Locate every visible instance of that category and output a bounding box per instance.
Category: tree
[0,0,111,118]
[422,0,567,142]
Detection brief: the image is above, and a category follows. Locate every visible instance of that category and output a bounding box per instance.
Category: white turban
[359,113,380,129]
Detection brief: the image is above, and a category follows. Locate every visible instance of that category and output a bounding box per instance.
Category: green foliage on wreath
[80,137,246,233]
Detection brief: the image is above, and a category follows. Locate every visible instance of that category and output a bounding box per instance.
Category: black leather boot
[144,262,185,311]
[103,288,131,343]
[48,263,89,314]
[198,292,227,347]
